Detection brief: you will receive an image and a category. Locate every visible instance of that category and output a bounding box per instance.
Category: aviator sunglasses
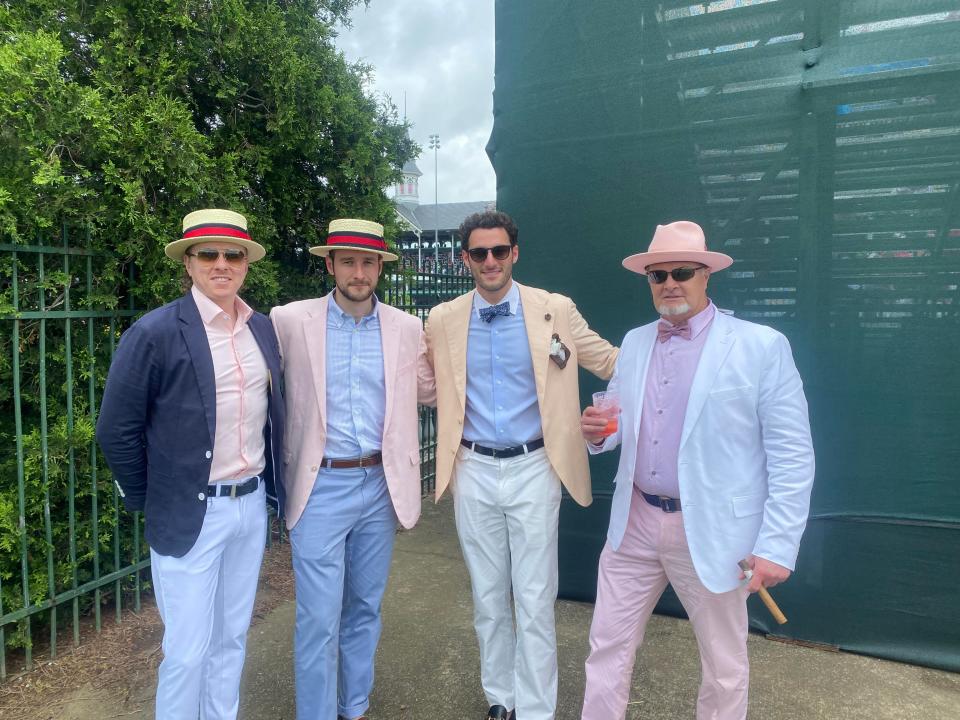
[186,248,247,264]
[466,244,512,263]
[647,266,703,284]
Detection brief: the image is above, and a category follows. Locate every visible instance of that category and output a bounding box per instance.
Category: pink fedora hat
[622,220,733,275]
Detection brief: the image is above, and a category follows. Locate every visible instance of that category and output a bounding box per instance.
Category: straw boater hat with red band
[309,218,398,261]
[622,220,733,275]
[164,209,266,262]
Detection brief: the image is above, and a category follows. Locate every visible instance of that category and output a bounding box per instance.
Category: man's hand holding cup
[582,391,620,444]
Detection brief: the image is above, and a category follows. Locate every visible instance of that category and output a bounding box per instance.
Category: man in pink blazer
[270,219,434,720]
[579,221,815,720]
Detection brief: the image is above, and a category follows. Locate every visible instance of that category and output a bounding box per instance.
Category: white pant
[452,445,561,720]
[150,483,267,720]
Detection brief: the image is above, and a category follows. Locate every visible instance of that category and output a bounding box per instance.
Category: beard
[337,281,375,303]
[657,301,691,317]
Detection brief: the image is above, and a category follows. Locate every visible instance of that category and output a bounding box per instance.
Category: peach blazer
[270,296,435,529]
[425,282,618,506]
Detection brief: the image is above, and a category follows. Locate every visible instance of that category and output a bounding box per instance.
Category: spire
[396,159,423,206]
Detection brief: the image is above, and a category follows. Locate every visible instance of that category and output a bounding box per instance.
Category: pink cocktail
[592,391,620,438]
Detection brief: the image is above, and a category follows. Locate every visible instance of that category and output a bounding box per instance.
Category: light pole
[429,133,440,270]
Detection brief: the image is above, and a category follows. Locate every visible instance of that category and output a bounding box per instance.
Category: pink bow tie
[657,320,692,343]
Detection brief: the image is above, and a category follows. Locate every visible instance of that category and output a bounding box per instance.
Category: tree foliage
[0,0,416,652]
[1,0,415,306]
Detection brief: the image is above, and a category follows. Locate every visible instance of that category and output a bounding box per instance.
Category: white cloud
[336,1,496,203]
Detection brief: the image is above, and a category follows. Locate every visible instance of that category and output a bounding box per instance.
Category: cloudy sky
[336,1,497,204]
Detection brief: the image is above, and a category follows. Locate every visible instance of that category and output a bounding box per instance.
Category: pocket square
[549,333,570,369]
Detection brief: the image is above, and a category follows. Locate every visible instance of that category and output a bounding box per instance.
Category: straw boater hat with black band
[164,209,266,262]
[309,218,398,261]
[622,220,733,275]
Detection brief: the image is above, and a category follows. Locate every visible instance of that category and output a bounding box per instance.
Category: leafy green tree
[0,0,415,653]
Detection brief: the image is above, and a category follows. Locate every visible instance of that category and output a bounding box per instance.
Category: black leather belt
[321,451,383,469]
[640,490,682,513]
[460,437,545,459]
[207,475,261,499]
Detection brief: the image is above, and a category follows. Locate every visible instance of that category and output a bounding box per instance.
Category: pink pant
[581,486,749,720]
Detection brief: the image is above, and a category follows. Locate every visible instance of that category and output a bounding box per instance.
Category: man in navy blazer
[97,209,284,720]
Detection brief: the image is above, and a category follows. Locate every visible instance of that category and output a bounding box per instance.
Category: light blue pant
[291,466,397,720]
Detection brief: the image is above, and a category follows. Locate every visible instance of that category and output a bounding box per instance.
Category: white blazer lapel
[631,323,659,438]
[680,311,735,449]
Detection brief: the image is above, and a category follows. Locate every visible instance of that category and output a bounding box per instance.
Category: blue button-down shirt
[323,290,386,458]
[463,283,542,448]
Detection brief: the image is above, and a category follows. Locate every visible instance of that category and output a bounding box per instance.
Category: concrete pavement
[239,499,959,720]
[43,498,960,719]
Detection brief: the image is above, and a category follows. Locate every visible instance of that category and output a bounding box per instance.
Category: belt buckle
[658,495,676,513]
[230,483,239,499]
[359,456,369,468]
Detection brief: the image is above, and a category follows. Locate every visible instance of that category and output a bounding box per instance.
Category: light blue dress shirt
[463,282,542,449]
[323,290,386,458]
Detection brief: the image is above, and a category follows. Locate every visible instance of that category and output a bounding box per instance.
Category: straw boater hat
[164,209,266,262]
[622,220,733,275]
[309,219,398,261]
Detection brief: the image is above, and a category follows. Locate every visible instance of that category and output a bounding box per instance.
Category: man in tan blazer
[270,219,434,720]
[425,210,618,720]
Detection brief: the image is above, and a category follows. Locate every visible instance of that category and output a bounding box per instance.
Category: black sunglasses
[466,245,512,263]
[647,266,702,284]
[187,248,247,264]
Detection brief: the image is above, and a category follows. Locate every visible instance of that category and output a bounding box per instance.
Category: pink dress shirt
[192,286,268,484]
[634,301,716,498]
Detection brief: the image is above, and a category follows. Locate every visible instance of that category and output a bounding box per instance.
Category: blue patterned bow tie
[479,301,510,323]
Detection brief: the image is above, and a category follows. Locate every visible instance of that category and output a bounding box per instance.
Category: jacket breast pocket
[709,385,753,401]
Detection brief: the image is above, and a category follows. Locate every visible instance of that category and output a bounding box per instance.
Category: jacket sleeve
[420,308,440,408]
[588,339,625,455]
[95,322,158,512]
[752,332,816,570]
[417,320,437,407]
[568,298,619,380]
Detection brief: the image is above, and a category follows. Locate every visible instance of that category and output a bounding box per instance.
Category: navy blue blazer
[96,292,286,557]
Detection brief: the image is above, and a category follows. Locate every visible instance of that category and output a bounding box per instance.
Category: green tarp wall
[489,0,960,671]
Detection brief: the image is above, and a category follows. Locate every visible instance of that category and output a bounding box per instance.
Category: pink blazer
[270,296,435,529]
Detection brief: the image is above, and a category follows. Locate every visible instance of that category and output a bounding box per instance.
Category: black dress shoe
[486,705,515,720]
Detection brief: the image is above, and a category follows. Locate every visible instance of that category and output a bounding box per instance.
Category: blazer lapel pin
[549,333,570,369]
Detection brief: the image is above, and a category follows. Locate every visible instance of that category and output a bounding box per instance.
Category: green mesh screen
[489,0,960,671]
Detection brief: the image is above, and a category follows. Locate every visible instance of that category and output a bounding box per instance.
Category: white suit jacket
[595,310,815,593]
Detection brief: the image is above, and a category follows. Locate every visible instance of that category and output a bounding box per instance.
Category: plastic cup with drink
[592,390,620,437]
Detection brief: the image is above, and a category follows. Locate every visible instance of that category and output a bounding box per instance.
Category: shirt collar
[685,300,716,339]
[472,281,520,318]
[191,285,252,326]
[328,289,380,328]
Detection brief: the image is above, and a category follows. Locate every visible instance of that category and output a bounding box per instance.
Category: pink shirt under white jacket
[592,305,814,592]
[634,302,715,498]
[192,286,268,484]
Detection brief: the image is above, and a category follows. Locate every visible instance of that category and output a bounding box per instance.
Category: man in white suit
[579,220,815,720]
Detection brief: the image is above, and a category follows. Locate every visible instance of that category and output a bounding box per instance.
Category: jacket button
[545,313,551,320]
[310,465,318,472]
[205,450,212,459]
[198,492,206,501]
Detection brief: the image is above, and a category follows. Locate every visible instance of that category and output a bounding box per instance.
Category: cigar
[738,559,788,625]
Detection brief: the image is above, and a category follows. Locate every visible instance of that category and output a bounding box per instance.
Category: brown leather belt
[320,451,383,469]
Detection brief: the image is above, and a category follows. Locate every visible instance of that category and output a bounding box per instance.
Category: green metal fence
[0,227,143,680]
[0,236,472,680]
